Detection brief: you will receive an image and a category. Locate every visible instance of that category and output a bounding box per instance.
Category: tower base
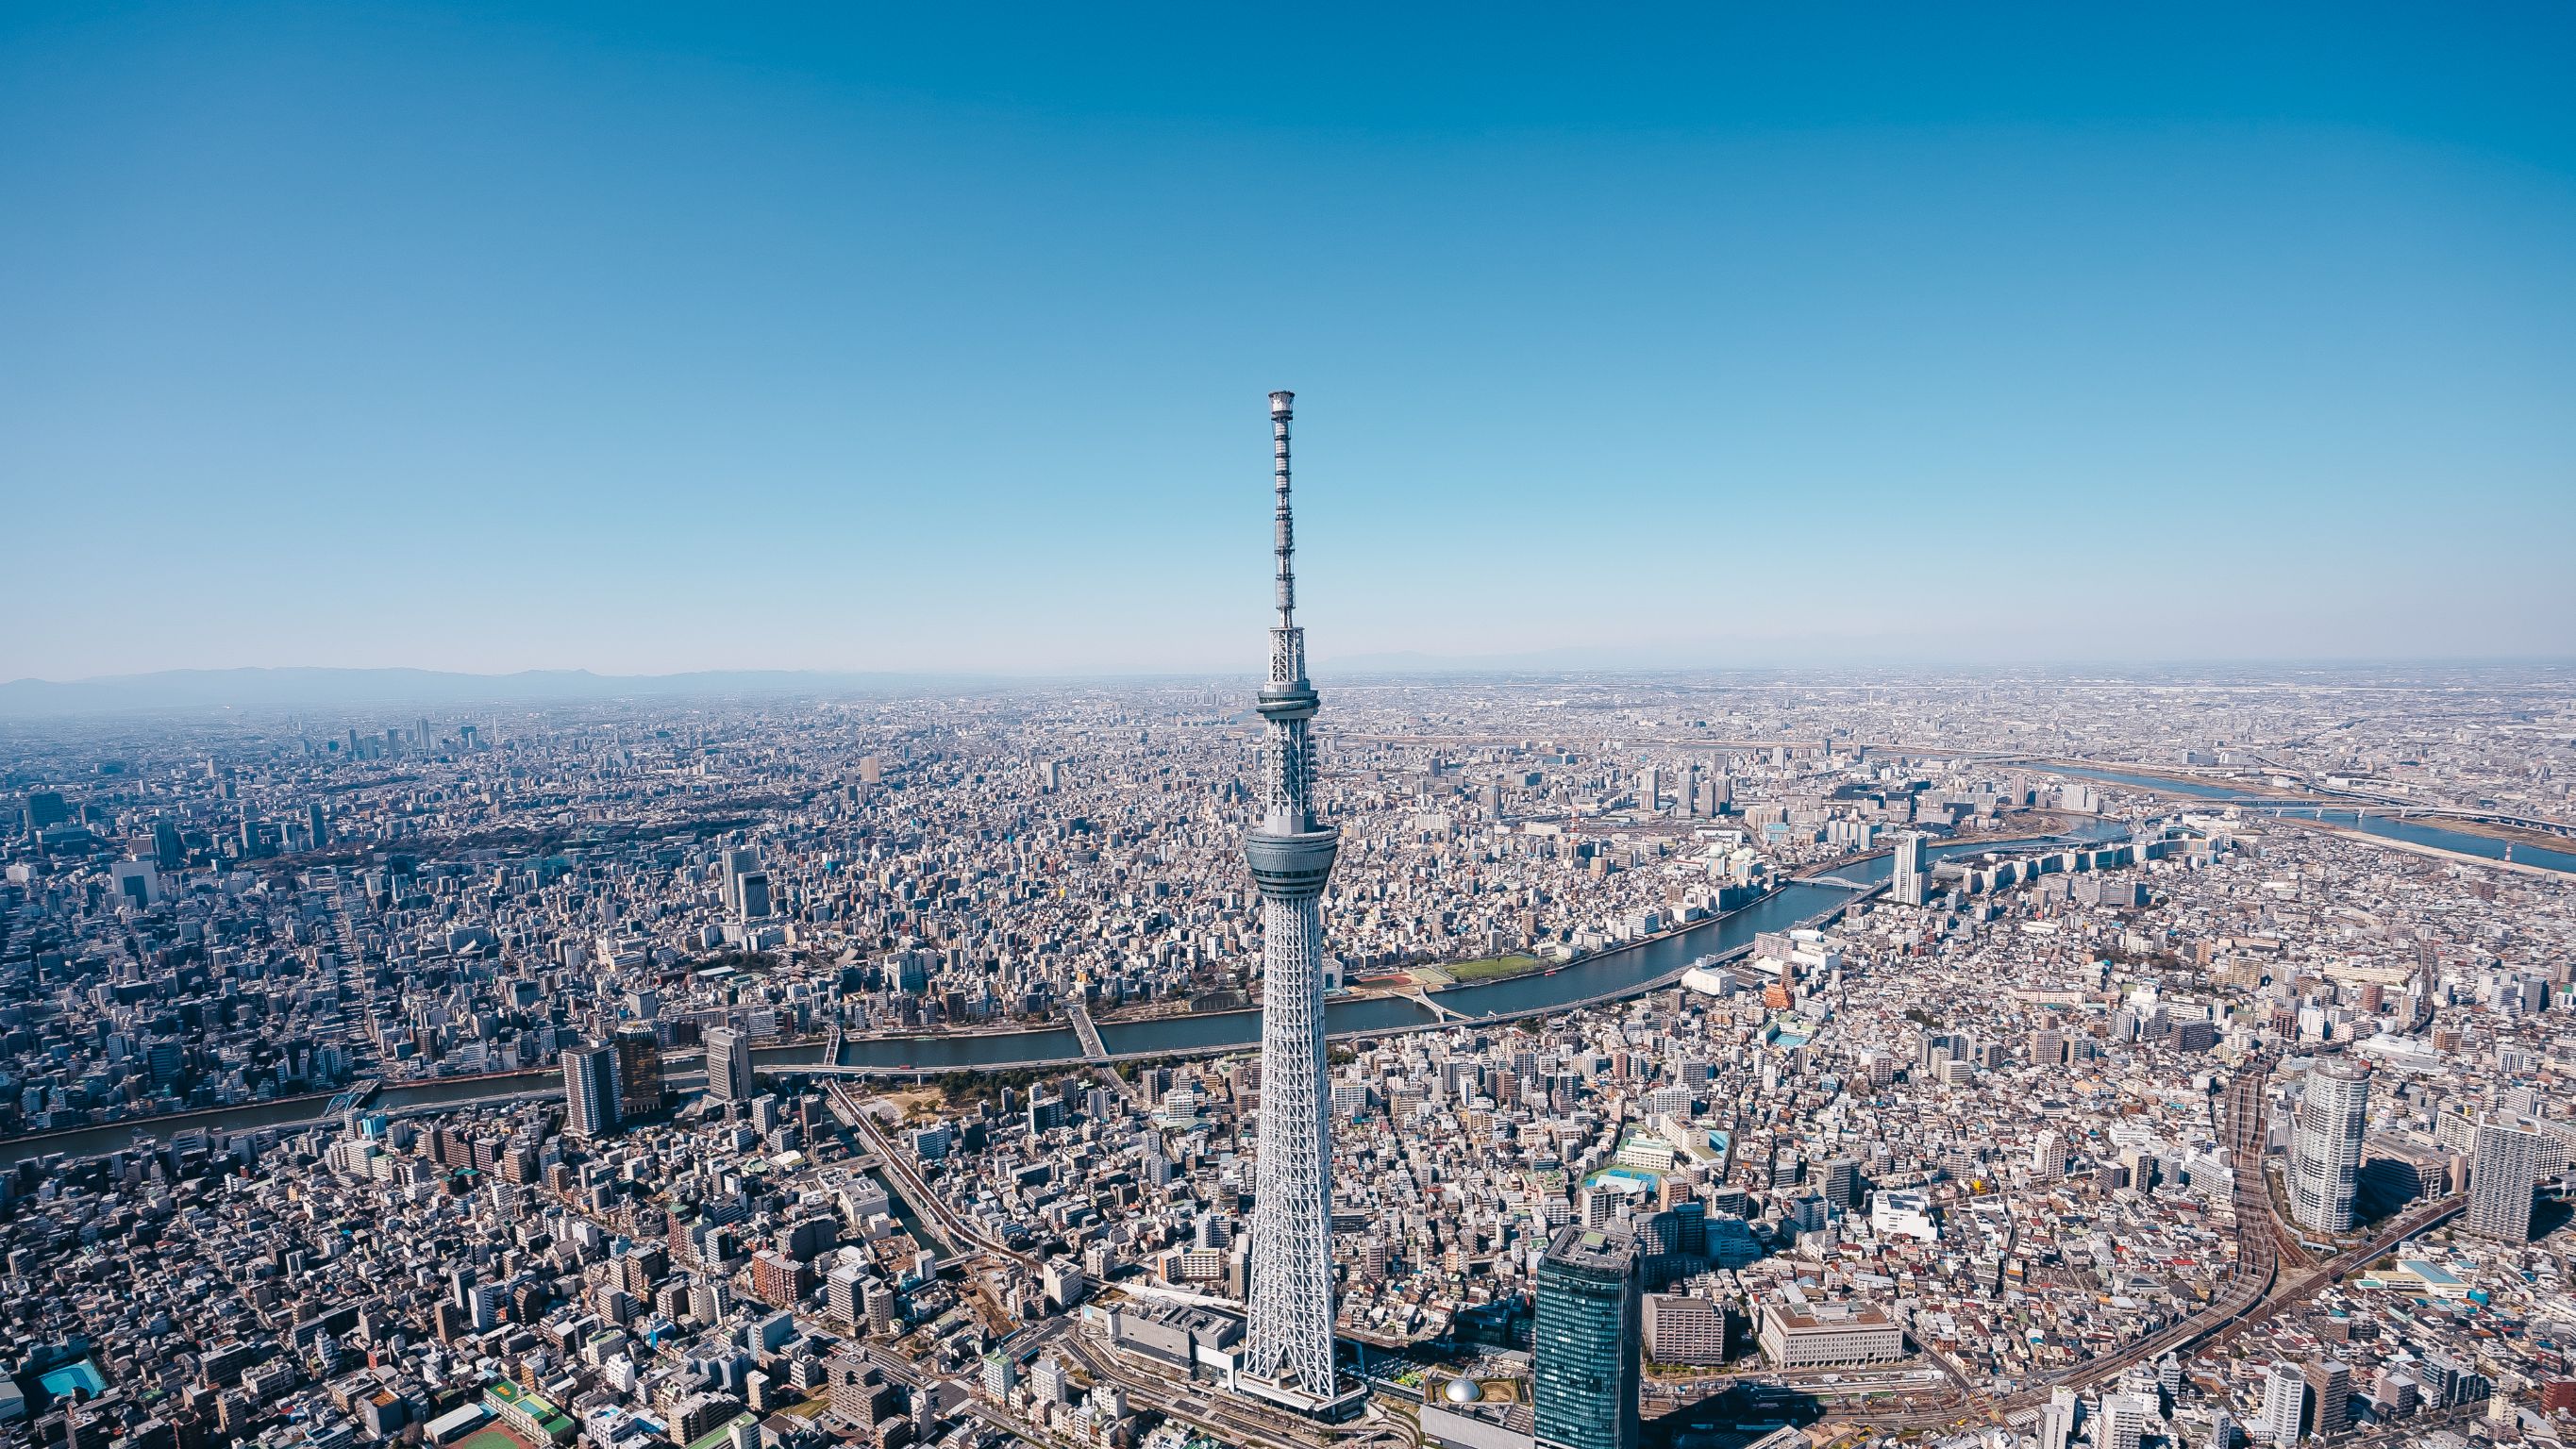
[1229,1370,1371,1422]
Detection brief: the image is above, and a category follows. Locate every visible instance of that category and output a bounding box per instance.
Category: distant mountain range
[0,667,1014,717]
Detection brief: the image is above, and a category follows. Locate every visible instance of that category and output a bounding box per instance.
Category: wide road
[826,1080,1036,1272]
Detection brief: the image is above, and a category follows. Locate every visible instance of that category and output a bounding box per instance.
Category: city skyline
[7,4,2576,680]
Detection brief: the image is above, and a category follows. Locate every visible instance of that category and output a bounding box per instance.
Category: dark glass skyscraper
[613,1022,664,1121]
[1534,1224,1641,1449]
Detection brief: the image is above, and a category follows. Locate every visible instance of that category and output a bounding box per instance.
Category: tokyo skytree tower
[1240,389,1341,1397]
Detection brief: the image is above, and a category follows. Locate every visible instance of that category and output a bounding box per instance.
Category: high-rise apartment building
[2255,1360,2307,1444]
[2037,1387,2077,1449]
[1892,832,1928,906]
[1533,1224,1640,1449]
[561,1041,621,1139]
[2469,1123,2543,1242]
[720,848,761,912]
[2303,1359,2351,1439]
[2290,1061,2367,1233]
[1239,391,1344,1401]
[2098,1391,2153,1449]
[2033,1128,2068,1178]
[706,1024,755,1104]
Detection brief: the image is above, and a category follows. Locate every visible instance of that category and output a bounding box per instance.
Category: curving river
[836,818,2130,1072]
[3,821,2122,1164]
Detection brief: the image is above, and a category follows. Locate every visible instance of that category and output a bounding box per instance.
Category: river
[832,818,2129,1072]
[1,1043,808,1167]
[3,822,2120,1165]
[2041,765,2576,875]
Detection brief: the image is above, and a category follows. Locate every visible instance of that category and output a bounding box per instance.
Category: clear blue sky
[5,3,2572,679]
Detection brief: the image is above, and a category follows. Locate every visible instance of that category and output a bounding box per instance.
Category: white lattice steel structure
[1241,389,1341,1398]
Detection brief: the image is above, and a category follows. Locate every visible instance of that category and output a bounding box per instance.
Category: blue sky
[4,3,2572,678]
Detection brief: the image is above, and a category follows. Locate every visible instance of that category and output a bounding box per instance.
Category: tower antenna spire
[1271,390,1297,634]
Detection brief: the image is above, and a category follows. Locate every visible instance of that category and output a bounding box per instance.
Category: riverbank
[2041,758,2318,799]
[2260,813,2571,881]
[2389,813,2576,855]
[2035,762,2576,876]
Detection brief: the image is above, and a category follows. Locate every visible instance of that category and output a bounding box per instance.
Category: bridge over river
[0,824,2122,1165]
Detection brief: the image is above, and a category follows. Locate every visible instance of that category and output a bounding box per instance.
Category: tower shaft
[1242,390,1340,1397]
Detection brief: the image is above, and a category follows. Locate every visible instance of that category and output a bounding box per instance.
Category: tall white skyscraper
[2469,1123,2543,1242]
[1892,832,1928,906]
[2255,1360,2308,1444]
[2290,1060,2368,1233]
[1240,391,1342,1400]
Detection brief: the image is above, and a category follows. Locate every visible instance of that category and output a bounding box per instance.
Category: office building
[1640,1293,1724,1365]
[22,791,69,839]
[1534,1225,1639,1449]
[2290,1061,2367,1234]
[1757,1295,1905,1367]
[2469,1123,2543,1242]
[706,1025,755,1104]
[110,860,161,908]
[561,1042,620,1139]
[613,1023,664,1121]
[1240,391,1344,1400]
[151,817,183,868]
